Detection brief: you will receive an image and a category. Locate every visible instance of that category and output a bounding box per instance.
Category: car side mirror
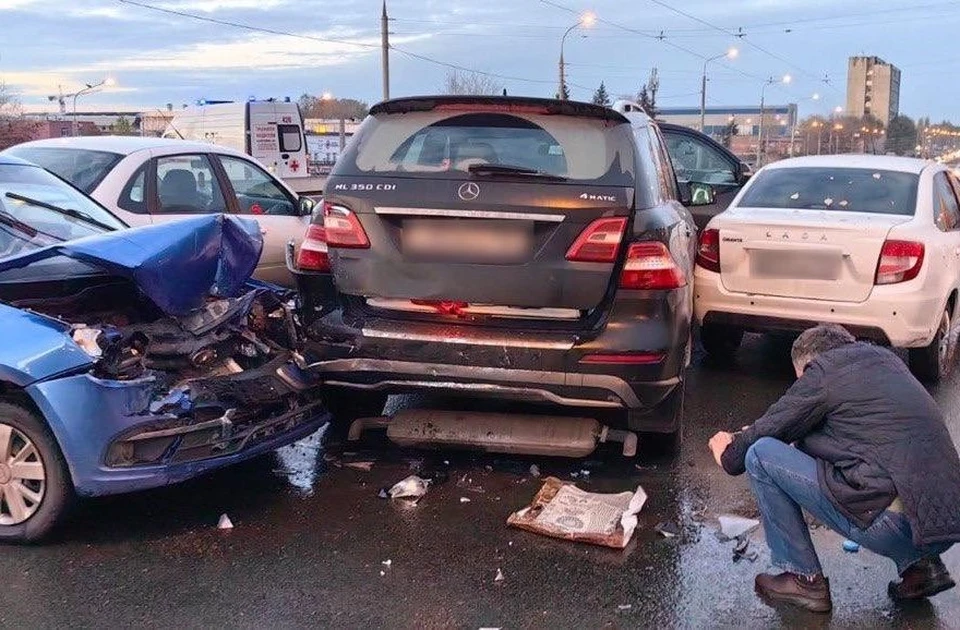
[299,196,317,216]
[738,163,754,185]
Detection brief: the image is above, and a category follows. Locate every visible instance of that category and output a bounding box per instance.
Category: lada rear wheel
[909,308,955,384]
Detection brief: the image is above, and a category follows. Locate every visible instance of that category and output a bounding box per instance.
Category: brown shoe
[755,572,833,613]
[889,556,956,601]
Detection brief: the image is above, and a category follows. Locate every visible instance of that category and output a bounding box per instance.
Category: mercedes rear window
[340,111,635,185]
[5,148,123,194]
[738,167,919,216]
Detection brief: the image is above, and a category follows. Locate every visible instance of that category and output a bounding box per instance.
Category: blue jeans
[745,437,952,577]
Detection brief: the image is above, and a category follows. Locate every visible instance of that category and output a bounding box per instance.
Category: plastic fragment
[382,559,392,567]
[843,539,861,553]
[655,521,680,538]
[344,461,374,471]
[217,514,234,530]
[718,515,760,540]
[494,568,505,582]
[733,537,759,563]
[460,497,471,503]
[617,604,632,611]
[388,475,429,500]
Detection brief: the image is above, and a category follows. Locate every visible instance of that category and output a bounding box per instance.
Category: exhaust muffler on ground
[347,410,638,458]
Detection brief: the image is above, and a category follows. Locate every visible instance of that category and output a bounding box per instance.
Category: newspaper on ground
[506,477,647,549]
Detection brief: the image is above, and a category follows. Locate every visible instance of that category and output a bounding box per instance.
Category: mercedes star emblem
[458,182,480,201]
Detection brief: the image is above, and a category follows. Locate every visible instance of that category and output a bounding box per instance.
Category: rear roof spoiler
[369,95,629,123]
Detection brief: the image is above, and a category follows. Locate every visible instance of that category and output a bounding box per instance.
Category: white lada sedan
[694,154,960,383]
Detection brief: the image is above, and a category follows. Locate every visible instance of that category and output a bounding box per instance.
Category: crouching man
[709,324,960,613]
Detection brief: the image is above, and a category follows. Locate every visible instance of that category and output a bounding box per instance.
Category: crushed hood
[0,214,263,316]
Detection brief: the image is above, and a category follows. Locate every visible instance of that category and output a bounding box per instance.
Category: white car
[3,136,316,286]
[694,154,960,382]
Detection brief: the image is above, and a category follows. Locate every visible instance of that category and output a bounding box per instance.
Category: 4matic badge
[579,192,617,202]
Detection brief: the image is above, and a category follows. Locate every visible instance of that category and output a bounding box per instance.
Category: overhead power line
[538,0,708,61]
[395,2,960,36]
[117,0,381,49]
[117,0,587,94]
[637,0,841,92]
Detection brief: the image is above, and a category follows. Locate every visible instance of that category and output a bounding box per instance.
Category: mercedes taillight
[565,217,627,263]
[323,201,370,248]
[619,242,686,290]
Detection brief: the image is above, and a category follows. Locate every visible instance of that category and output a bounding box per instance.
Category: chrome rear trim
[365,298,581,321]
[375,206,565,223]
[361,325,575,350]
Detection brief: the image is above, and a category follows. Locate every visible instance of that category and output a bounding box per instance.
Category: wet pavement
[2,335,960,629]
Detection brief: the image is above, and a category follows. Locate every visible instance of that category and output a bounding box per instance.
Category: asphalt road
[2,335,959,629]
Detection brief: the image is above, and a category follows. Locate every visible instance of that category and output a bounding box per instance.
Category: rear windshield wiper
[467,163,567,181]
[4,192,116,232]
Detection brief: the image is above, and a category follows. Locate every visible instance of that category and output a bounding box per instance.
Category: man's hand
[709,431,735,468]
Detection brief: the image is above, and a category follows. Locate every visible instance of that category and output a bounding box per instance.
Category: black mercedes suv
[288,96,712,448]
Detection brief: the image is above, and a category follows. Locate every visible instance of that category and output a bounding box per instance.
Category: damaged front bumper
[25,358,328,498]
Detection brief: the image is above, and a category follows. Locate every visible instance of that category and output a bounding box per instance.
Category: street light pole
[699,48,737,132]
[381,0,390,101]
[756,74,790,167]
[557,12,595,100]
[71,78,114,137]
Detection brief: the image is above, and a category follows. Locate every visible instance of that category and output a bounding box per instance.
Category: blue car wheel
[0,401,73,544]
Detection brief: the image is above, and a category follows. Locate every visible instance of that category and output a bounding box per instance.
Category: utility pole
[756,91,765,168]
[381,0,390,101]
[699,72,707,132]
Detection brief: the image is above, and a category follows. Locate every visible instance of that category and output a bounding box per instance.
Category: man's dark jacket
[722,342,960,546]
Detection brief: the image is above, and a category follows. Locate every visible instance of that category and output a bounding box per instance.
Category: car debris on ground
[387,475,430,500]
[507,477,647,549]
[732,537,759,563]
[654,521,680,538]
[344,461,375,471]
[716,514,761,541]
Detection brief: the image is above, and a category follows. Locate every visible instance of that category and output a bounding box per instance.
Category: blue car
[0,155,328,542]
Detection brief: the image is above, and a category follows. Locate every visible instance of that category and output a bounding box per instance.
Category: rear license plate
[750,250,841,281]
[402,219,532,263]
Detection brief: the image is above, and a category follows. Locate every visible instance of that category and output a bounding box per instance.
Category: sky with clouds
[1,0,959,120]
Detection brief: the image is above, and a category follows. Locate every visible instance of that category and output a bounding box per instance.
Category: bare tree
[0,82,35,151]
[297,93,368,120]
[0,81,19,117]
[442,70,504,96]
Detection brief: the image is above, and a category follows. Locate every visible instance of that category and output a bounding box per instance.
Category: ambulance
[163,99,325,196]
